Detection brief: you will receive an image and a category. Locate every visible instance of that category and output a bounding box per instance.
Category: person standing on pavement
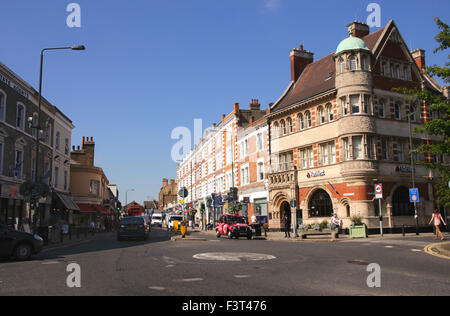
[331,213,340,230]
[284,214,291,238]
[429,209,447,240]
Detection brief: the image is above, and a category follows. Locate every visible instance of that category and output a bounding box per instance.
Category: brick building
[158,178,177,212]
[267,20,448,230]
[177,100,268,226]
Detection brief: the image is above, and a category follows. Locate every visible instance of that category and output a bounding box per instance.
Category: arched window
[298,114,304,131]
[309,189,333,218]
[16,103,25,131]
[394,103,401,120]
[349,56,357,71]
[392,186,414,216]
[273,122,280,138]
[306,111,312,128]
[327,104,334,122]
[339,58,345,73]
[287,117,293,133]
[280,120,286,135]
[318,107,325,124]
[0,90,6,121]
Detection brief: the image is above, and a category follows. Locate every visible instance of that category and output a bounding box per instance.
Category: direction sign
[375,184,383,199]
[409,188,419,203]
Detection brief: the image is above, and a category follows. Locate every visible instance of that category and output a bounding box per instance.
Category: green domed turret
[336,36,370,55]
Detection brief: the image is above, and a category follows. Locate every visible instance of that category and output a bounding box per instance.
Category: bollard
[402,225,405,237]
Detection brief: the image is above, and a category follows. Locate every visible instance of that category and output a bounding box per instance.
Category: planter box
[349,225,367,238]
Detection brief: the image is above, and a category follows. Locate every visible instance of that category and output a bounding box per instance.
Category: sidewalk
[42,231,115,251]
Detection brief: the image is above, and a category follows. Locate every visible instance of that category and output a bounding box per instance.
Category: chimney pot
[411,49,426,71]
[347,21,370,38]
[290,45,314,82]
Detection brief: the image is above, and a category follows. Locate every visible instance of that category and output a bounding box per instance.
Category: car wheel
[216,230,221,238]
[14,243,32,260]
[227,230,233,239]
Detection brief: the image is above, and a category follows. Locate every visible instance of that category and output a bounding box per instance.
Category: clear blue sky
[1,0,449,204]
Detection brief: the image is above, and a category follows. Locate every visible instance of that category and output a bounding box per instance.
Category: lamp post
[125,189,135,215]
[407,111,419,235]
[33,45,85,229]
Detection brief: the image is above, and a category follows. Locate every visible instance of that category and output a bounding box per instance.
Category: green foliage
[394,17,450,208]
[319,220,329,230]
[350,216,363,226]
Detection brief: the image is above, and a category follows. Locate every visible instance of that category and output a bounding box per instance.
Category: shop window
[392,187,414,216]
[309,189,333,218]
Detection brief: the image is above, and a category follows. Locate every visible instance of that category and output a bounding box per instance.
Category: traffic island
[171,234,207,242]
[424,241,450,260]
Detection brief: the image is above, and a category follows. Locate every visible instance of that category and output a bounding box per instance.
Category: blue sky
[1,0,449,204]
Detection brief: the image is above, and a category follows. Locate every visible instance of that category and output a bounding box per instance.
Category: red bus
[128,206,143,217]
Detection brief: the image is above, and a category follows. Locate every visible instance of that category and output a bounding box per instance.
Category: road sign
[409,188,419,203]
[375,184,383,199]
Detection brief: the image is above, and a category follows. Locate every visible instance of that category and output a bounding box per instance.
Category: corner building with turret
[266,20,448,231]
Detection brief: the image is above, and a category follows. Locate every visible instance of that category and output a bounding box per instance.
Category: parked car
[0,224,44,260]
[151,213,163,228]
[117,217,149,241]
[167,215,184,231]
[216,214,252,240]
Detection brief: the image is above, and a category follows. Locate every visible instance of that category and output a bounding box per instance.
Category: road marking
[42,261,61,265]
[234,275,250,279]
[148,286,166,291]
[165,265,175,268]
[411,249,422,252]
[174,278,203,283]
[384,246,394,249]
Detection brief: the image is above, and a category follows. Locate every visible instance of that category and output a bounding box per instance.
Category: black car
[0,224,44,260]
[117,216,149,241]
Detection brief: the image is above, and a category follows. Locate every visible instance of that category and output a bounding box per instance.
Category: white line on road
[384,246,394,248]
[411,249,422,252]
[148,286,166,291]
[234,275,250,279]
[41,261,62,265]
[174,278,203,282]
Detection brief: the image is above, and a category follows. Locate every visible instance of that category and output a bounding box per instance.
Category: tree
[397,18,450,207]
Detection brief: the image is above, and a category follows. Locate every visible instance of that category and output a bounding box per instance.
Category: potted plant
[349,216,367,238]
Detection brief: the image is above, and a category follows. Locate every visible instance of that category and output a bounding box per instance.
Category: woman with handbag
[429,209,447,240]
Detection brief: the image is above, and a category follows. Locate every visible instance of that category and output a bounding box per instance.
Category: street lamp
[33,45,85,228]
[125,189,135,214]
[407,110,419,236]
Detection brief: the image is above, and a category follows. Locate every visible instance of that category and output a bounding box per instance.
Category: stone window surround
[380,57,411,81]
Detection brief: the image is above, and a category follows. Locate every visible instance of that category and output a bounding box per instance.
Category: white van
[151,213,163,227]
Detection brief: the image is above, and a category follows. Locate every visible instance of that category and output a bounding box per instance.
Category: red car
[216,214,252,240]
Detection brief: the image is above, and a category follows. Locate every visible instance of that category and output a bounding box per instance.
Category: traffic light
[116,201,122,212]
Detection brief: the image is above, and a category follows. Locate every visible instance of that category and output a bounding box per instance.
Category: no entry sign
[375,184,383,199]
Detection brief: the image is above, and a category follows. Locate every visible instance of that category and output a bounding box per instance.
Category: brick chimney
[162,178,168,187]
[234,103,239,113]
[249,99,260,111]
[411,49,426,71]
[83,137,95,166]
[290,44,314,82]
[347,21,370,38]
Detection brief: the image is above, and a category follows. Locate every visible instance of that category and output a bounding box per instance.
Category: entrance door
[280,201,291,227]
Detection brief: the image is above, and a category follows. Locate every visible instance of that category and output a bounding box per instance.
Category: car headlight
[34,234,43,241]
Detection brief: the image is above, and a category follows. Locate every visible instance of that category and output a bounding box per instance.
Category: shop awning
[77,203,96,214]
[54,192,80,211]
[93,205,109,215]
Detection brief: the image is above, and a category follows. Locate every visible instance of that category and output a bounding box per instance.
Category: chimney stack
[347,21,370,38]
[411,49,426,71]
[249,98,260,111]
[290,44,314,82]
[234,102,239,113]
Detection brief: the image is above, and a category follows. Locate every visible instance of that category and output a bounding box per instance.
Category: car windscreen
[152,215,162,219]
[121,217,143,225]
[226,217,246,224]
[171,217,183,221]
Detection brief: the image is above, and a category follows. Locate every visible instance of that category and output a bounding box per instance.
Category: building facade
[177,100,269,226]
[0,62,77,231]
[70,137,115,228]
[158,178,178,212]
[267,20,447,230]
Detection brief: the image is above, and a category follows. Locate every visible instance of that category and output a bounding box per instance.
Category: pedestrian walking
[89,221,95,234]
[284,214,291,238]
[429,209,447,240]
